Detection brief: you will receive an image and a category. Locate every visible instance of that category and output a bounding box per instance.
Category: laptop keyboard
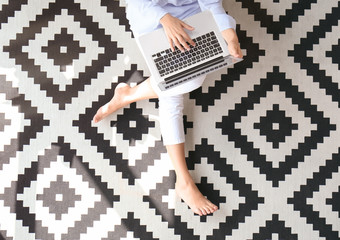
[152,31,223,77]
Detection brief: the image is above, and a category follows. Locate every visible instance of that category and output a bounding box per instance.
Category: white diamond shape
[235,85,317,168]
[55,194,63,202]
[22,9,104,91]
[129,120,137,128]
[60,46,68,54]
[272,122,280,130]
[0,93,31,151]
[18,155,101,240]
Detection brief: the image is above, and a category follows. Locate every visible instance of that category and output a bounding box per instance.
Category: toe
[93,110,103,123]
[210,207,217,214]
[203,206,211,215]
[209,202,218,211]
[93,114,100,123]
[200,208,208,216]
[207,205,217,214]
[195,208,203,216]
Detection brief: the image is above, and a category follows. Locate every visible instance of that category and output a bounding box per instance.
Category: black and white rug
[0,0,339,239]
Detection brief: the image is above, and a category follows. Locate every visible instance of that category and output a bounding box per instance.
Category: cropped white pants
[150,75,205,145]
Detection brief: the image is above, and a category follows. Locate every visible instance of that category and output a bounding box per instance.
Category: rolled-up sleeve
[198,0,236,31]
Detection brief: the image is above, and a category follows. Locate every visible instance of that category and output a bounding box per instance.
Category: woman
[93,0,243,216]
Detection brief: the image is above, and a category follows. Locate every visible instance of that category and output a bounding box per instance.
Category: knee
[158,95,184,118]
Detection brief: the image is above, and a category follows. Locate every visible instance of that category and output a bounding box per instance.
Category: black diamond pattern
[111,103,155,146]
[1,137,120,240]
[254,104,298,148]
[3,0,123,109]
[36,175,81,220]
[216,66,336,187]
[41,28,85,72]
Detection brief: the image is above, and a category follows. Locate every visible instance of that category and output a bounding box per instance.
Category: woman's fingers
[175,22,195,51]
[168,31,190,52]
[160,14,195,52]
[173,36,185,52]
[171,31,194,52]
[166,35,175,52]
[181,22,196,47]
[228,41,243,58]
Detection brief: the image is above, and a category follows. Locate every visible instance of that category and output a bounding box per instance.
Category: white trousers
[151,76,206,145]
[158,94,185,145]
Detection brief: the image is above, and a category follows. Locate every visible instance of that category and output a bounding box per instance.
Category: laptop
[137,10,243,91]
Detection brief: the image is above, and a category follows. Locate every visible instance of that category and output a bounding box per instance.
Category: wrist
[221,28,239,45]
[160,13,171,25]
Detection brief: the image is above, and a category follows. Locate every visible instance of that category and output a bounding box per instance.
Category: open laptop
[137,10,243,91]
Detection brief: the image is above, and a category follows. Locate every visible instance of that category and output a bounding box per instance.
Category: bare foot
[176,180,218,216]
[93,83,131,123]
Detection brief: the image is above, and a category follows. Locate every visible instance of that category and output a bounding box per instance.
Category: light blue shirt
[126,0,236,36]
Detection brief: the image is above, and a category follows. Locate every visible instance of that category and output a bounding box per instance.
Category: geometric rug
[0,0,339,239]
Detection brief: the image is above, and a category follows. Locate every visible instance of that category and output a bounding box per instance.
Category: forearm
[221,28,238,45]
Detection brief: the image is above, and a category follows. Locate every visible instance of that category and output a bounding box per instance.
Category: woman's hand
[221,28,243,58]
[160,13,196,52]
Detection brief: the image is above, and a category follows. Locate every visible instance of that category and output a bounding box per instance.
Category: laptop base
[158,55,242,91]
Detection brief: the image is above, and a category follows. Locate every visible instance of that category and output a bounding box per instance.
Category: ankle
[176,176,195,188]
[116,84,132,105]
